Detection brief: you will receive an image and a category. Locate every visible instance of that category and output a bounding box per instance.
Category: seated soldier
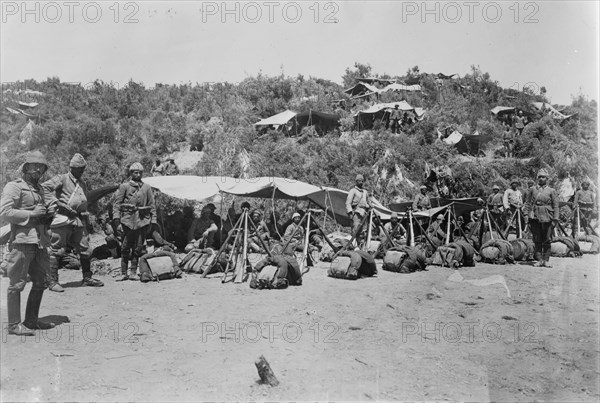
[186,205,218,252]
[383,212,406,247]
[248,210,270,252]
[283,212,304,250]
[427,214,447,244]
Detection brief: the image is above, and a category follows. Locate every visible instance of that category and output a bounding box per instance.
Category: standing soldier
[503,179,523,231]
[573,180,597,235]
[388,104,402,134]
[113,162,157,281]
[487,185,504,229]
[412,186,431,211]
[42,153,104,292]
[345,174,371,247]
[0,151,56,335]
[523,169,559,267]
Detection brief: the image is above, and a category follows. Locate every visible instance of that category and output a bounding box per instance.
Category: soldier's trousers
[120,225,149,273]
[530,219,553,262]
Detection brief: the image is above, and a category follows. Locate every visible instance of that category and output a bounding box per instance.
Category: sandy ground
[1,251,599,402]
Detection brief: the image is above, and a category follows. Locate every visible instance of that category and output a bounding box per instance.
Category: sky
[1,1,598,105]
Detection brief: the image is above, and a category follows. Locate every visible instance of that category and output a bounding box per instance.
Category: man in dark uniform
[113,162,157,281]
[0,151,57,335]
[42,153,104,291]
[412,186,431,212]
[572,180,597,235]
[523,169,559,267]
[389,104,402,134]
[487,185,504,230]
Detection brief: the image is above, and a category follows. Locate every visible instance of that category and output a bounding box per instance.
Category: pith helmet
[537,168,549,178]
[129,162,144,172]
[24,151,48,167]
[69,153,87,168]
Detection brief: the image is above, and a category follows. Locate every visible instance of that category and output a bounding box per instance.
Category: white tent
[379,83,422,93]
[253,110,297,128]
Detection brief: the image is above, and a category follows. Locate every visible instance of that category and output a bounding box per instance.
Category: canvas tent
[354,101,425,131]
[379,83,422,93]
[254,110,340,135]
[531,102,577,122]
[355,77,396,85]
[343,82,380,97]
[490,106,516,116]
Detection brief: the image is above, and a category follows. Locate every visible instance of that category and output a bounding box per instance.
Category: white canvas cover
[253,110,297,127]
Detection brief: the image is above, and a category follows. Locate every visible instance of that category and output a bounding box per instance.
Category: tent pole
[445,203,452,244]
[365,209,373,252]
[409,209,415,247]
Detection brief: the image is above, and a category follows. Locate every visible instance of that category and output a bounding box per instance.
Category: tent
[253,110,297,129]
[354,101,426,131]
[442,130,464,145]
[343,82,380,97]
[379,83,422,93]
[531,102,577,122]
[490,106,516,116]
[390,197,482,218]
[142,175,238,202]
[437,73,456,80]
[355,77,396,85]
[254,110,340,135]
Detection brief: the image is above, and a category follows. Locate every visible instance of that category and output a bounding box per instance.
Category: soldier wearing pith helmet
[42,153,104,291]
[523,168,559,267]
[0,151,57,335]
[113,162,157,281]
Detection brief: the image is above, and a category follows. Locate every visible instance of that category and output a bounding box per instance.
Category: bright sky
[1,1,598,105]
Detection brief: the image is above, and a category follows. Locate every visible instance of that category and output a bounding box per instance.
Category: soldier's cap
[251,209,261,217]
[241,201,251,209]
[477,198,484,204]
[492,185,500,190]
[510,178,521,186]
[391,212,398,219]
[292,212,301,219]
[420,185,427,190]
[356,174,364,181]
[582,180,590,185]
[23,151,48,169]
[436,214,444,220]
[537,168,549,178]
[69,153,87,168]
[129,162,144,172]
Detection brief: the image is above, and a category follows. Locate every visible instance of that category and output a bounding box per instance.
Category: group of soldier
[1,150,596,336]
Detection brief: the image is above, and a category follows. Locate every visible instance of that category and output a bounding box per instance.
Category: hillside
[1,64,597,214]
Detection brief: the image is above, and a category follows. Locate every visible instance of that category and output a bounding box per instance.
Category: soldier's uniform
[523,169,559,266]
[42,154,103,290]
[573,184,597,234]
[487,187,504,229]
[383,216,406,246]
[0,151,56,335]
[113,163,157,279]
[412,189,431,211]
[346,175,370,246]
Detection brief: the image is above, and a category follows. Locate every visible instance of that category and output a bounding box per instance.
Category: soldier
[345,174,371,246]
[487,185,504,229]
[0,151,56,335]
[427,214,447,245]
[186,205,218,252]
[388,104,402,134]
[42,153,104,292]
[503,179,523,231]
[383,212,406,246]
[573,180,597,235]
[412,186,431,211]
[113,162,157,281]
[523,169,559,267]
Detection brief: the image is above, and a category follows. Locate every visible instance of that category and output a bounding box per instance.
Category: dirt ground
[1,251,599,402]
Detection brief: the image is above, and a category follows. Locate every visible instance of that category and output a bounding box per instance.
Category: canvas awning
[490,106,516,115]
[142,175,238,202]
[344,82,380,96]
[379,83,422,93]
[531,102,576,121]
[253,110,297,127]
[354,101,425,119]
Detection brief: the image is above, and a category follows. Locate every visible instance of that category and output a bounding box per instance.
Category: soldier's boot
[23,288,54,330]
[47,256,64,293]
[81,258,104,287]
[7,290,34,336]
[117,258,129,281]
[128,257,139,281]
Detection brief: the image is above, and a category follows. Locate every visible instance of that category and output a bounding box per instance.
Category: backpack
[480,239,514,264]
[328,250,377,280]
[250,255,301,289]
[138,250,181,282]
[430,245,463,268]
[452,239,477,267]
[577,234,600,254]
[551,236,581,257]
[383,246,426,273]
[510,238,535,261]
[180,248,216,274]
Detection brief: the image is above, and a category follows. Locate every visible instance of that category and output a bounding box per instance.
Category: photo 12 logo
[1,1,140,23]
[401,1,540,23]
[199,1,340,23]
